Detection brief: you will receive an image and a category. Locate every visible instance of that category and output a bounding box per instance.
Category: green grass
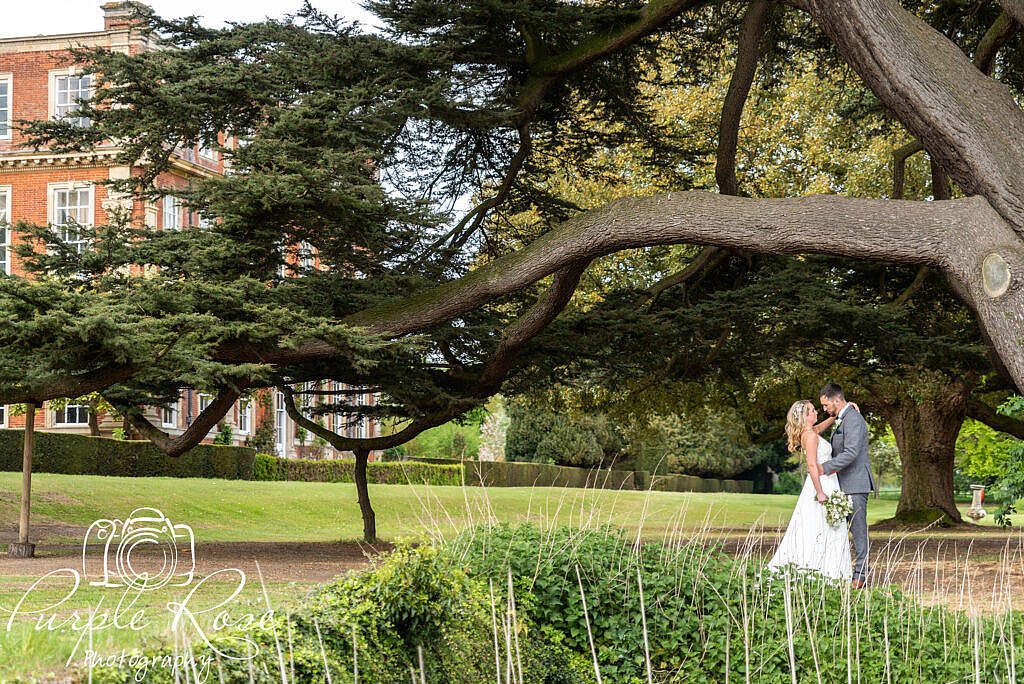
[0,575,312,681]
[0,472,1017,681]
[0,472,1015,546]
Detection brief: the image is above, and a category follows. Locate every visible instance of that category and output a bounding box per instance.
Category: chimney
[101,1,150,31]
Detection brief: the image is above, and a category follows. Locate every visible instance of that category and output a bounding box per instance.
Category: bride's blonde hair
[785,400,813,453]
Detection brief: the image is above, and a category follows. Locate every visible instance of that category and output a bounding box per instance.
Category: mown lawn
[0,472,1014,545]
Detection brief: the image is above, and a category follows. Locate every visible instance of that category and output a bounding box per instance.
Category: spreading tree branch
[966,398,1024,439]
[280,260,590,452]
[341,192,992,339]
[805,0,1024,235]
[0,363,145,405]
[996,1,1024,31]
[716,0,774,197]
[112,386,243,457]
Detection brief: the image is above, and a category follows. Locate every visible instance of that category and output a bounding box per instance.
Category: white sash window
[53,186,93,253]
[0,75,11,139]
[0,187,10,274]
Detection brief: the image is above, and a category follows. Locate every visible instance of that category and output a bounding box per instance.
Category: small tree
[212,421,234,445]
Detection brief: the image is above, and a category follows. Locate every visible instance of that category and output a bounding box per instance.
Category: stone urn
[966,484,986,521]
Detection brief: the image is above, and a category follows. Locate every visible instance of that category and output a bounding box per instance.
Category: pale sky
[0,0,380,38]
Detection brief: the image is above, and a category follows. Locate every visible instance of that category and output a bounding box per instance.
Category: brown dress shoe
[851,578,865,590]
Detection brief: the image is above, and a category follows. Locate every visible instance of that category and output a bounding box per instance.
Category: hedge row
[0,427,753,493]
[649,472,751,494]
[409,457,636,489]
[252,453,463,485]
[0,429,254,479]
[408,457,753,494]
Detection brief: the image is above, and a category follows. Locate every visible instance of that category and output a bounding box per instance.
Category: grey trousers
[848,493,869,581]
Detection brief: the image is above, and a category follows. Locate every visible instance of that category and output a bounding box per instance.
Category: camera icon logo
[82,507,196,591]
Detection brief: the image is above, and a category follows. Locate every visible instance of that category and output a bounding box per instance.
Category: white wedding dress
[766,436,852,581]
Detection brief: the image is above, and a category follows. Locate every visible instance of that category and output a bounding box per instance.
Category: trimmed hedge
[410,457,636,489]
[252,453,463,485]
[0,429,254,480]
[0,425,753,494]
[409,457,754,493]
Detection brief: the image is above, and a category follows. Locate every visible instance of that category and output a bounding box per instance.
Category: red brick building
[0,2,379,458]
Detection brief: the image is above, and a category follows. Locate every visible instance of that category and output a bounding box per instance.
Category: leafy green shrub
[632,413,772,478]
[94,522,1024,683]
[506,401,622,467]
[212,421,233,445]
[957,417,1017,482]
[775,469,803,495]
[0,429,254,479]
[251,453,463,485]
[244,421,276,454]
[94,540,594,684]
[452,522,1023,682]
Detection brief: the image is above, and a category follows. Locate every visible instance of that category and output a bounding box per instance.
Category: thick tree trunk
[10,402,36,557]
[879,391,968,526]
[353,448,377,543]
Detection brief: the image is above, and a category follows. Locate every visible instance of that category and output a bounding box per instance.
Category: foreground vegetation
[88,523,1024,683]
[1,474,1020,681]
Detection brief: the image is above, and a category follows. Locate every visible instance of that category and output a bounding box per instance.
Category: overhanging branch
[113,386,242,457]
[343,192,984,340]
[805,0,1024,235]
[0,363,144,405]
[279,260,590,452]
[967,399,1024,440]
[997,1,1024,30]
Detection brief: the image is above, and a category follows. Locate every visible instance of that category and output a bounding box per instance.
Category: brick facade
[0,2,379,459]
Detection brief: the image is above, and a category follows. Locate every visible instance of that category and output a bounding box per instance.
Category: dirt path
[5,531,1024,613]
[1,540,392,584]
[719,530,1024,613]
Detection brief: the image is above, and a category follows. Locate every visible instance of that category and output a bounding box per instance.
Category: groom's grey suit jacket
[820,407,876,494]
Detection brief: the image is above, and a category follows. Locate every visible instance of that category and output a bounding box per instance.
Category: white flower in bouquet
[823,491,853,527]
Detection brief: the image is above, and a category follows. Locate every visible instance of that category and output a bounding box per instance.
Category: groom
[816,382,876,589]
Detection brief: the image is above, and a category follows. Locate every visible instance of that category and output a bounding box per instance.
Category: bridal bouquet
[823,491,853,527]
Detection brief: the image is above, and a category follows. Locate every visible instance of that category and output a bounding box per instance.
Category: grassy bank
[0,472,1014,546]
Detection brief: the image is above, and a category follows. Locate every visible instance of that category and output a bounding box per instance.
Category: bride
[766,399,852,581]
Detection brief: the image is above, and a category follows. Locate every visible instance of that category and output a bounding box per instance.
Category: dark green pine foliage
[2,0,698,433]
